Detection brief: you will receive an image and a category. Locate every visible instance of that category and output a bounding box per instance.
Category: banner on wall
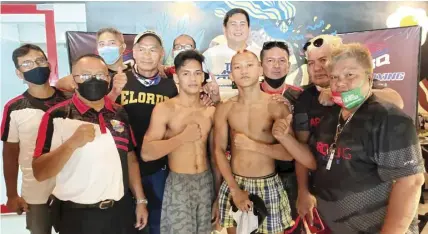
[338,26,421,121]
[65,26,421,121]
[65,31,137,72]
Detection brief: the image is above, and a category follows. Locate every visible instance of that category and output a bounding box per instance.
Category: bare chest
[166,107,213,138]
[228,103,274,141]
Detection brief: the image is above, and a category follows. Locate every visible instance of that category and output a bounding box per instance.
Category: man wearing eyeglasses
[203,8,262,101]
[1,44,72,234]
[32,54,148,234]
[163,35,198,81]
[164,34,197,79]
[164,34,221,106]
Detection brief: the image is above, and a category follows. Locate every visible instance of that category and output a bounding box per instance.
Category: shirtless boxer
[214,50,316,234]
[141,50,220,234]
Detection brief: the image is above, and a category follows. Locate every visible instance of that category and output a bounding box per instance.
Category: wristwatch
[135,198,148,205]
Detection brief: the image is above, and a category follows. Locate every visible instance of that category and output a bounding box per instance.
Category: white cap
[133,30,163,46]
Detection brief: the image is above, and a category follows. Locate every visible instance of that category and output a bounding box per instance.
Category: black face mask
[77,78,109,101]
[264,76,286,89]
[23,66,50,85]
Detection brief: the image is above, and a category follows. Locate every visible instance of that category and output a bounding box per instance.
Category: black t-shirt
[117,71,178,176]
[259,82,303,173]
[308,95,424,233]
[293,84,332,137]
[293,82,387,137]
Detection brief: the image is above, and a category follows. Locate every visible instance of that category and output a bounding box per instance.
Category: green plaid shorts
[218,173,294,233]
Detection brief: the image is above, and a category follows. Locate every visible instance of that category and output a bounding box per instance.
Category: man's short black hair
[12,44,48,69]
[72,54,106,68]
[174,50,205,72]
[223,8,250,27]
[260,41,290,62]
[173,34,197,49]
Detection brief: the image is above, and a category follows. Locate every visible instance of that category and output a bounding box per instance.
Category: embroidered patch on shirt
[110,120,125,133]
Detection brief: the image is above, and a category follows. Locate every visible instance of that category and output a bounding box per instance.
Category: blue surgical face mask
[98,46,121,65]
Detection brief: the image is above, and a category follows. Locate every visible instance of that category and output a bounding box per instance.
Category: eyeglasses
[72,73,109,83]
[262,41,289,51]
[303,38,324,51]
[173,44,193,50]
[19,57,48,70]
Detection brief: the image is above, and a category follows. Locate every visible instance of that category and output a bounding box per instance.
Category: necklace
[325,90,372,170]
[325,109,357,170]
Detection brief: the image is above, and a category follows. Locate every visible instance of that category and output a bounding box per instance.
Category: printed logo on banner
[366,42,406,81]
[214,63,234,89]
[217,63,231,80]
[373,72,405,81]
[366,43,391,69]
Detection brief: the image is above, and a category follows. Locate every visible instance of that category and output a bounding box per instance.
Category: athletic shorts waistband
[169,169,211,178]
[232,172,277,180]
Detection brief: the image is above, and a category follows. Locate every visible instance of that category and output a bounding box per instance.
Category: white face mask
[173,49,186,59]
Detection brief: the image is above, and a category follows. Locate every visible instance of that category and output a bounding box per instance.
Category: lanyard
[325,109,357,170]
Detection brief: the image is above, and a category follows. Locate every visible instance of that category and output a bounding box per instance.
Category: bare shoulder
[214,100,234,119]
[153,98,175,116]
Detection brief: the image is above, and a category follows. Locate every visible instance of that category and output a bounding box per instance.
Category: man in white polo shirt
[32,54,148,234]
[1,44,71,234]
[203,8,262,100]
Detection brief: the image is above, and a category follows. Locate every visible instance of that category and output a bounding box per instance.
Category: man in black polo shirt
[32,54,148,234]
[294,34,406,225]
[310,43,423,233]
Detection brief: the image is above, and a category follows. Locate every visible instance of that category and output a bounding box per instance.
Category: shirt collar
[72,94,115,114]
